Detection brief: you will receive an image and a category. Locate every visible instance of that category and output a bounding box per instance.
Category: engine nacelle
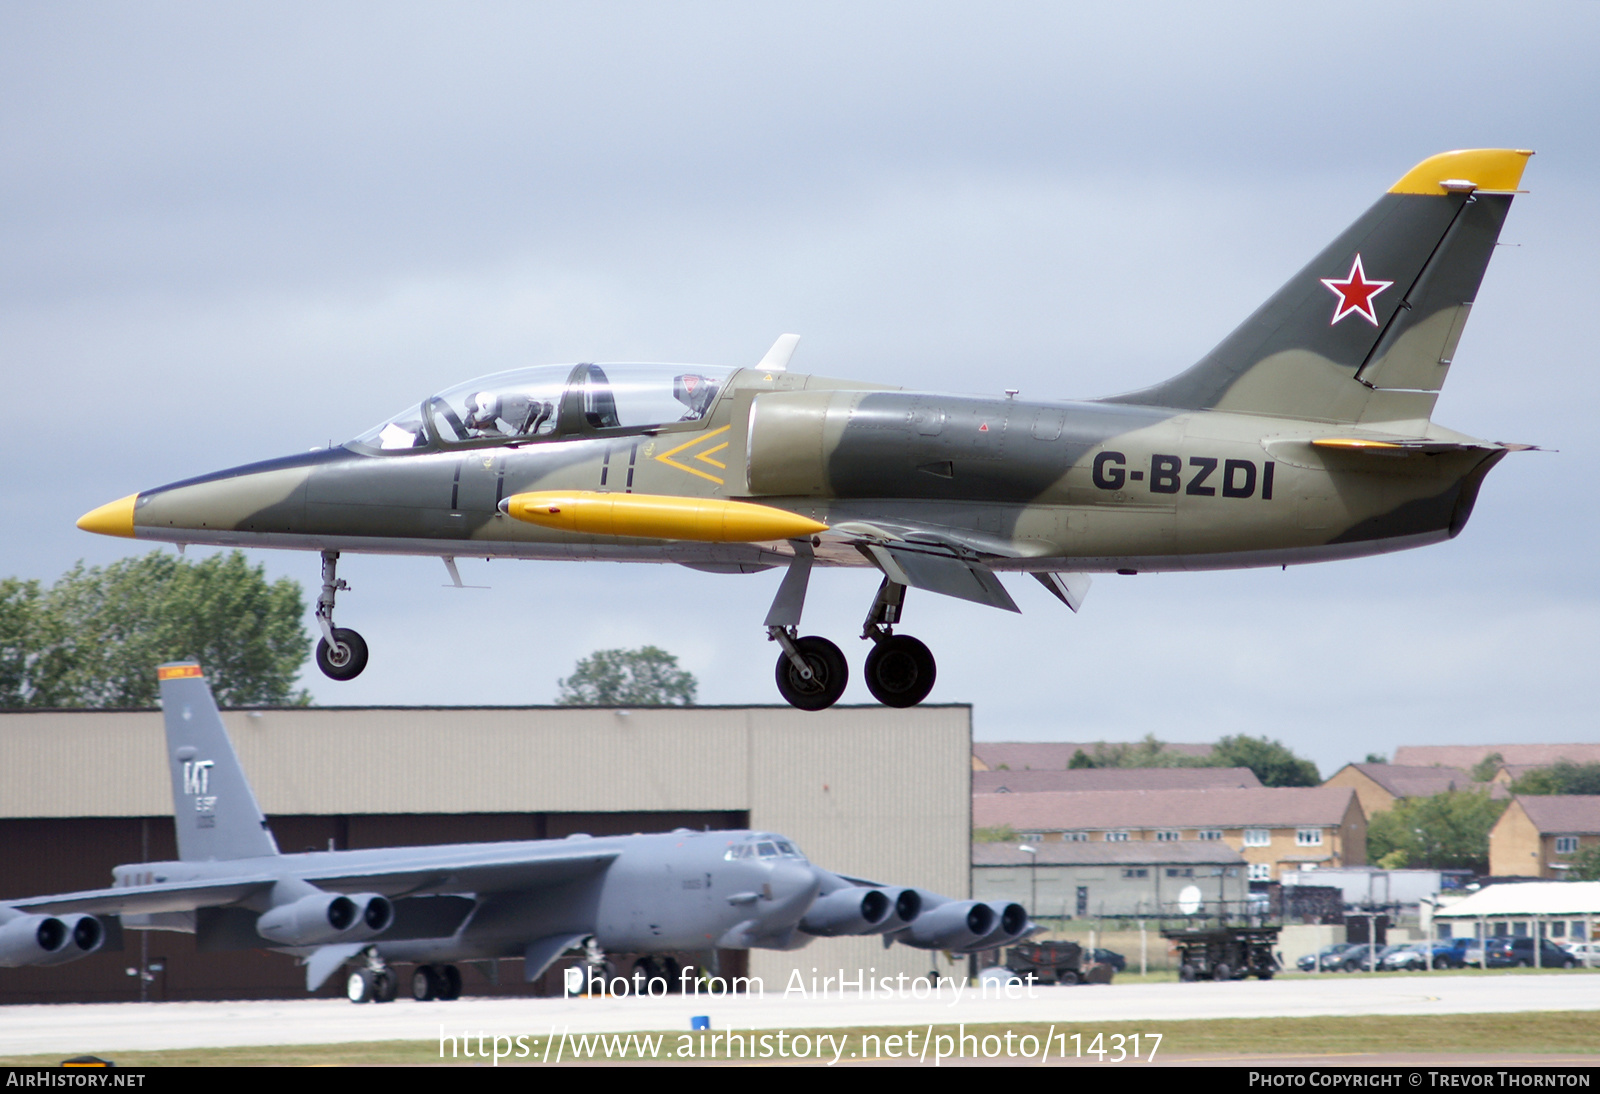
[970,902,1031,951]
[898,894,995,952]
[800,887,894,937]
[256,892,393,946]
[0,913,104,967]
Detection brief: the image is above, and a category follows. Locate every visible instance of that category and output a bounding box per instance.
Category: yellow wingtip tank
[75,493,139,538]
[502,491,828,542]
[1389,149,1533,195]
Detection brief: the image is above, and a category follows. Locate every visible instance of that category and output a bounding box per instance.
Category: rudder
[1105,149,1532,423]
[158,663,279,862]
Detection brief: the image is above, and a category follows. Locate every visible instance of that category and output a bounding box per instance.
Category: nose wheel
[314,550,369,681]
[773,635,849,711]
[316,628,369,681]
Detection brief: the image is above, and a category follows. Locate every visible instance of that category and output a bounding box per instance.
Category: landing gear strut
[860,577,936,707]
[314,550,368,681]
[346,947,397,1003]
[765,539,850,711]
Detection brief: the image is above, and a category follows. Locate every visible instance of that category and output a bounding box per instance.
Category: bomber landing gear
[411,963,462,1001]
[347,950,397,1003]
[314,550,368,681]
[860,577,936,707]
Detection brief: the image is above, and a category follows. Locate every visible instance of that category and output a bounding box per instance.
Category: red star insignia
[1320,254,1393,326]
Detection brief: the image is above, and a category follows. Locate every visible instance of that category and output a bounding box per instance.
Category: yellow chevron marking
[694,442,729,470]
[655,425,730,485]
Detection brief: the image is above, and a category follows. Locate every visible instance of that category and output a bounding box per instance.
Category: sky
[3,2,1597,776]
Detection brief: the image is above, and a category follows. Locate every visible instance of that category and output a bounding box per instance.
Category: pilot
[464,392,554,438]
[673,374,718,420]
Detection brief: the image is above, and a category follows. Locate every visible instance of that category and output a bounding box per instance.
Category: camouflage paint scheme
[0,666,1020,1001]
[77,150,1536,704]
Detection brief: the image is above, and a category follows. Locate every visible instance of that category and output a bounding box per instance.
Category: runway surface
[4,974,1598,1056]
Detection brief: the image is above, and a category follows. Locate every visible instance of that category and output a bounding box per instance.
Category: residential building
[1323,763,1501,818]
[973,786,1365,882]
[1487,796,1600,878]
[975,767,1261,794]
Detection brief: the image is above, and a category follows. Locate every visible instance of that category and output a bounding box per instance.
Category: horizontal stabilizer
[1310,437,1538,456]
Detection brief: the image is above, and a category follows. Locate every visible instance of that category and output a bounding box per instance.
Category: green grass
[4,1011,1597,1066]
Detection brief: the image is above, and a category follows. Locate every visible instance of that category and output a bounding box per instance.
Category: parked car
[1483,938,1578,969]
[1560,941,1600,963]
[1297,943,1355,972]
[1089,948,1126,972]
[1381,942,1463,971]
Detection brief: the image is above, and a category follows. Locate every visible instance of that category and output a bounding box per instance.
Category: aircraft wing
[4,847,619,917]
[826,520,1024,612]
[7,877,278,917]
[297,846,621,897]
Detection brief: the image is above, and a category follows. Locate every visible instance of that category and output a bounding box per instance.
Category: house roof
[972,741,1214,771]
[974,767,1261,794]
[1435,881,1600,918]
[972,841,1246,868]
[1393,744,1600,768]
[973,787,1360,831]
[1332,763,1504,800]
[1514,795,1600,835]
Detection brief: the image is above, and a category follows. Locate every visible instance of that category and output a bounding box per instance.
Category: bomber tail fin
[158,663,279,862]
[1104,149,1532,424]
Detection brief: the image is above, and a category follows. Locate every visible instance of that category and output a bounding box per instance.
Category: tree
[1470,751,1506,782]
[1366,789,1507,873]
[1510,760,1600,796]
[556,646,697,706]
[0,551,309,709]
[1208,734,1321,787]
[1565,844,1600,882]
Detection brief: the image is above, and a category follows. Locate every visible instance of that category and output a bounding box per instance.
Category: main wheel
[347,969,377,1004]
[863,635,937,707]
[438,964,462,1000]
[411,966,439,1001]
[1213,962,1231,982]
[316,628,369,681]
[373,969,397,1003]
[774,636,848,711]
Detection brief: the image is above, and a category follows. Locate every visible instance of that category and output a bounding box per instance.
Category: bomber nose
[76,494,139,538]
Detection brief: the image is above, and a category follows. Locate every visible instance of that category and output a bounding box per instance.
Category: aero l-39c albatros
[0,664,1026,1003]
[77,150,1537,711]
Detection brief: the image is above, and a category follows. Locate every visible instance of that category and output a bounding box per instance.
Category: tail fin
[158,663,279,862]
[1105,149,1532,423]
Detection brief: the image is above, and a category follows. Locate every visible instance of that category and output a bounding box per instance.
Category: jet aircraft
[0,664,1028,1002]
[76,150,1536,711]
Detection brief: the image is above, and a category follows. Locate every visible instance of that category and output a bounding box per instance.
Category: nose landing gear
[314,550,369,681]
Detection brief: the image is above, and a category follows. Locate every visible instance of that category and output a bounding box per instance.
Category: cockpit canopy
[352,363,735,453]
[724,834,808,863]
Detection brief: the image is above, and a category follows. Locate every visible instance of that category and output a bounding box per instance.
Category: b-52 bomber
[0,664,1029,1002]
[78,149,1536,710]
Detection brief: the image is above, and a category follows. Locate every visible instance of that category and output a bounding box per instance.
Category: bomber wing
[4,846,619,917]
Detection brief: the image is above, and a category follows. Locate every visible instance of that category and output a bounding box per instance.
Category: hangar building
[0,703,970,1004]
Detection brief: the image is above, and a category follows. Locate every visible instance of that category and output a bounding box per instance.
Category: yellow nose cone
[76,494,139,538]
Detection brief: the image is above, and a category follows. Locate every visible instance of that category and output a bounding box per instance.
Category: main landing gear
[765,543,937,712]
[314,550,369,681]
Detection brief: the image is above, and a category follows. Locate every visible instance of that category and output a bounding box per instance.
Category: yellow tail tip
[1390,149,1533,195]
[76,494,139,538]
